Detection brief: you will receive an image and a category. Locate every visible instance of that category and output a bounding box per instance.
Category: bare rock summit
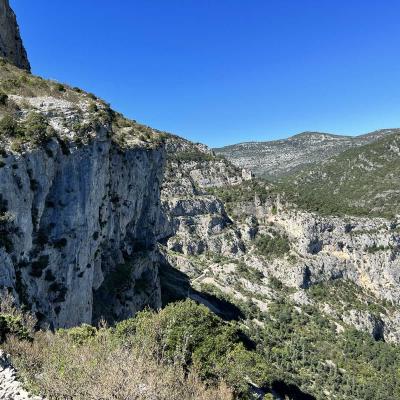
[0,0,30,71]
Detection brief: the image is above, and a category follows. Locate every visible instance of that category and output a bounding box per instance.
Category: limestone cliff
[0,65,165,328]
[0,0,30,71]
[158,135,252,266]
[158,137,400,343]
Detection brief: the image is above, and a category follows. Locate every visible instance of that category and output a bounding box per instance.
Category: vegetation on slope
[13,260,389,400]
[3,298,271,399]
[207,180,277,217]
[308,280,396,317]
[255,232,290,259]
[279,132,400,218]
[0,60,166,153]
[214,131,394,180]
[253,298,400,400]
[199,280,400,400]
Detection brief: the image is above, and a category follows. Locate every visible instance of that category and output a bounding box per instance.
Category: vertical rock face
[0,132,165,328]
[0,83,166,328]
[158,135,248,259]
[0,0,30,71]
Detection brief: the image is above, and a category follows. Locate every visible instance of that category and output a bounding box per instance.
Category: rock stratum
[0,0,30,71]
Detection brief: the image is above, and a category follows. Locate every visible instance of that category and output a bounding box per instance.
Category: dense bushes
[279,132,400,218]
[3,289,400,399]
[0,314,32,343]
[4,300,270,399]
[0,212,15,252]
[0,292,35,344]
[0,112,55,148]
[0,114,18,136]
[23,112,55,144]
[0,196,17,252]
[6,331,232,400]
[208,181,272,205]
[255,233,290,258]
[252,299,400,400]
[169,150,217,163]
[129,301,270,393]
[57,324,97,345]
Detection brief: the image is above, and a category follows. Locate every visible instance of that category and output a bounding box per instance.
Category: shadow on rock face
[271,381,316,400]
[159,260,245,322]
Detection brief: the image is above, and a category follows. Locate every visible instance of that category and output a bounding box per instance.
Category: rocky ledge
[0,350,44,400]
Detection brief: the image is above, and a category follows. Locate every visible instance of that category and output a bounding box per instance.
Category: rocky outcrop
[0,94,165,329]
[158,140,400,342]
[158,136,248,261]
[270,210,400,302]
[0,350,44,399]
[0,0,30,71]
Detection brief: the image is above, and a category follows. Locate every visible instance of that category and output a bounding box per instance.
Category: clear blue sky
[11,0,400,147]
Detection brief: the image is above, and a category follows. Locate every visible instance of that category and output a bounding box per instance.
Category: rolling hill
[279,131,400,218]
[215,129,400,180]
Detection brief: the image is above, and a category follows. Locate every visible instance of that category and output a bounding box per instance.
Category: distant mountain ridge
[214,129,400,179]
[280,130,400,218]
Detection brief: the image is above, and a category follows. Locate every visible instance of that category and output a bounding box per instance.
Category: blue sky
[11,0,400,147]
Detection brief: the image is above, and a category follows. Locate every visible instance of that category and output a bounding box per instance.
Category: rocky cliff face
[0,0,30,71]
[1,135,163,328]
[0,66,165,328]
[268,210,400,295]
[267,209,400,341]
[157,138,400,343]
[158,136,252,263]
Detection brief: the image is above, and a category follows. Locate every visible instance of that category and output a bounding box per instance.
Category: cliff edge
[0,0,30,71]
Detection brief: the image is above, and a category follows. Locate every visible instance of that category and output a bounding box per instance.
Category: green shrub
[255,233,290,258]
[0,211,15,252]
[0,115,18,137]
[23,112,54,144]
[0,92,8,105]
[268,276,283,290]
[114,318,137,340]
[54,83,66,92]
[88,102,98,113]
[58,324,97,345]
[365,244,390,253]
[0,292,36,343]
[236,262,264,282]
[0,314,32,343]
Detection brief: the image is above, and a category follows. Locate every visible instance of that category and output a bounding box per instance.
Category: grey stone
[0,0,30,71]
